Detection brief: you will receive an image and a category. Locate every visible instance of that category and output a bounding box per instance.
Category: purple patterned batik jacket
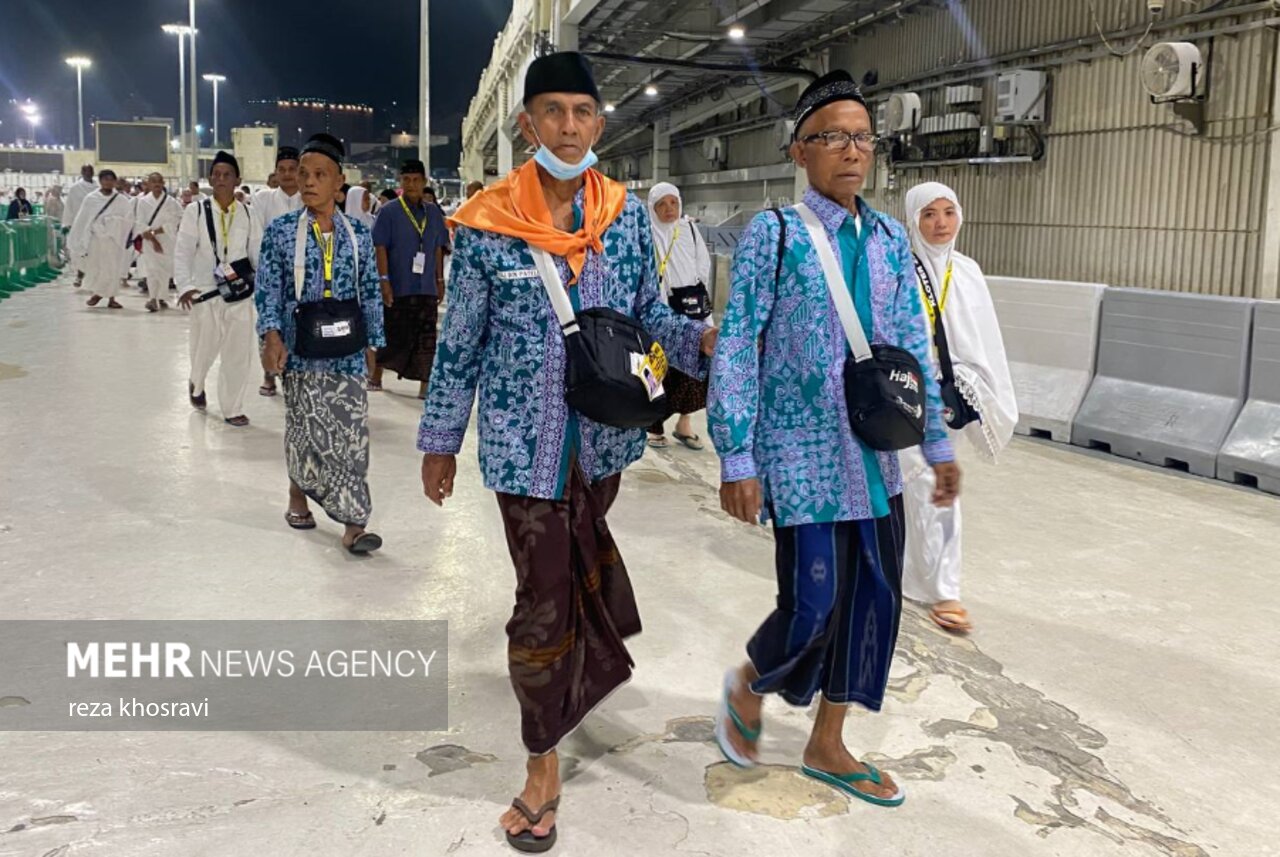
[708,187,954,526]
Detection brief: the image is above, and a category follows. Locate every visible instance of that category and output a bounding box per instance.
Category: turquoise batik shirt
[838,216,891,519]
[553,203,586,497]
[707,187,954,527]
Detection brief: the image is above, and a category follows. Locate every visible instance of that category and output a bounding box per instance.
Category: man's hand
[262,331,288,374]
[720,478,762,525]
[147,233,164,254]
[380,283,394,308]
[422,454,457,507]
[931,462,961,507]
[700,326,719,357]
[178,289,200,310]
[436,276,446,307]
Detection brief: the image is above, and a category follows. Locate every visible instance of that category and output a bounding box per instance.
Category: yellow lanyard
[922,263,953,332]
[399,196,427,248]
[311,221,335,295]
[656,224,681,282]
[217,202,236,256]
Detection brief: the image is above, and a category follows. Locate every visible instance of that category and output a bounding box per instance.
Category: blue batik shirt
[255,209,386,376]
[707,187,954,526]
[417,189,709,500]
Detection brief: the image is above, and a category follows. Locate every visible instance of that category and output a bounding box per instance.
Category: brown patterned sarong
[495,468,640,754]
[648,370,708,434]
[376,294,438,383]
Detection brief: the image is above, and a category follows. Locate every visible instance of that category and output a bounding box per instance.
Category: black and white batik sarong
[283,372,372,526]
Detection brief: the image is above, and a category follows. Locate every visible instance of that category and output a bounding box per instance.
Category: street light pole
[189,0,199,181]
[203,74,225,147]
[419,0,430,174]
[163,25,192,181]
[65,57,92,150]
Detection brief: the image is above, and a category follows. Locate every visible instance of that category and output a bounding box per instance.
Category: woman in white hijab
[901,181,1018,633]
[344,185,375,230]
[646,181,713,450]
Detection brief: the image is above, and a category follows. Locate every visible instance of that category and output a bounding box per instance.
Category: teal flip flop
[714,668,761,768]
[800,762,906,808]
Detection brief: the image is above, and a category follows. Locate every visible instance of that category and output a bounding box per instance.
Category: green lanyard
[399,196,427,250]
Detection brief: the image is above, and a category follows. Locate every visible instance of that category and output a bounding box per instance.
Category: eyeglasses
[800,130,879,153]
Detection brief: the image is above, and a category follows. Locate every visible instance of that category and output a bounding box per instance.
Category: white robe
[134,192,184,297]
[61,178,96,230]
[251,187,302,232]
[67,191,134,299]
[902,183,1018,605]
[174,197,263,419]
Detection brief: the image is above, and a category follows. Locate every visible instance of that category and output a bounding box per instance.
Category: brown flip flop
[284,510,316,530]
[505,796,559,853]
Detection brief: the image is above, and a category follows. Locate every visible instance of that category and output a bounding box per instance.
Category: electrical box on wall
[996,70,1047,123]
[946,85,984,106]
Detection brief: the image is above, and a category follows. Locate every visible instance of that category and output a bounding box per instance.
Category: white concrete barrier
[1217,300,1280,494]
[1071,289,1253,478]
[986,277,1106,443]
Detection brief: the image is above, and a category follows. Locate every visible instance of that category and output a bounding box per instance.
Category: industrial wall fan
[886,92,922,135]
[1141,42,1202,102]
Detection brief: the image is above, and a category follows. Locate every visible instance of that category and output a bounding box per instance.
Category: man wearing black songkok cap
[174,149,263,427]
[420,50,716,852]
[369,157,448,397]
[706,69,960,808]
[254,132,386,554]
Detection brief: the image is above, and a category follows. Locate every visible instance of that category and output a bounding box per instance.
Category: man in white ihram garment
[62,164,98,288]
[900,181,1019,634]
[67,169,134,310]
[134,173,184,312]
[174,150,263,428]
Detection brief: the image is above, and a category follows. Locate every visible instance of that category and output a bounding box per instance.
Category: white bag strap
[794,202,873,364]
[294,210,359,301]
[530,246,580,336]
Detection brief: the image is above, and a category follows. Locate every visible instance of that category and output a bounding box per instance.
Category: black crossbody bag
[781,204,926,452]
[291,211,368,359]
[196,199,255,304]
[662,224,713,320]
[531,248,669,429]
[914,255,981,430]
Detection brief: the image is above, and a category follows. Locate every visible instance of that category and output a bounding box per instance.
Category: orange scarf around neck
[449,159,628,283]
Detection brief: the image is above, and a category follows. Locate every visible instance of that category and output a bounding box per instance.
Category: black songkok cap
[793,70,869,140]
[400,159,426,176]
[212,150,240,176]
[276,146,300,164]
[523,51,600,106]
[301,133,345,167]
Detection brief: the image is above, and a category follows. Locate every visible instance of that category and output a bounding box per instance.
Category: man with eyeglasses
[707,69,961,809]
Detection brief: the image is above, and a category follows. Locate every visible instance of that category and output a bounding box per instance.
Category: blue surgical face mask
[532,129,598,181]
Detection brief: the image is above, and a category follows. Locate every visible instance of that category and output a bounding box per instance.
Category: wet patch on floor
[703,762,847,819]
[0,696,31,707]
[0,363,27,381]
[898,609,1209,856]
[415,744,499,777]
[864,745,957,781]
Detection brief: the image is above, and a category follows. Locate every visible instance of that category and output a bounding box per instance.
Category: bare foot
[288,483,310,518]
[802,744,900,800]
[499,751,560,839]
[930,600,972,632]
[724,663,762,764]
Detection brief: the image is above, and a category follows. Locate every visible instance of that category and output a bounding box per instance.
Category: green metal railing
[0,216,61,301]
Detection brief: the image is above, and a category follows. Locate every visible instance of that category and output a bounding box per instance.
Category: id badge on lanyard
[412,251,426,275]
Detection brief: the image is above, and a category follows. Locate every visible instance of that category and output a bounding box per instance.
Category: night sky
[1,0,512,167]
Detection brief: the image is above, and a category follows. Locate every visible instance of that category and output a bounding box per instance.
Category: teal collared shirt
[836,214,890,519]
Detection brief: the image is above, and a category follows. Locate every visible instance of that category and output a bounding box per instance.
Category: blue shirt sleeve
[372,205,393,249]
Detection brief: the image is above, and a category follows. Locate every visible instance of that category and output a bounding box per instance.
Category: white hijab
[905,181,1019,462]
[646,182,711,297]
[344,185,374,230]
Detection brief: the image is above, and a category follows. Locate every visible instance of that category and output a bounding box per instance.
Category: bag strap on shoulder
[203,200,221,264]
[794,203,874,364]
[913,254,957,386]
[769,208,786,284]
[530,247,580,336]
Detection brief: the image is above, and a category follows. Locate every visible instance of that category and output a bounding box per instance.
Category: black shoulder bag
[531,247,669,429]
[662,222,712,320]
[791,203,926,452]
[292,211,369,359]
[193,199,255,304]
[914,255,980,430]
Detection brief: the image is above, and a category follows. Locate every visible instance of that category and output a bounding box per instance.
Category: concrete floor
[1,274,1277,857]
